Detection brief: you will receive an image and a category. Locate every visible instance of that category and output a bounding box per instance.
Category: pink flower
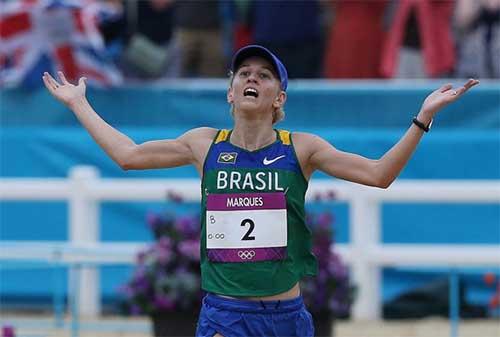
[156,247,170,265]
[2,325,15,337]
[158,236,172,249]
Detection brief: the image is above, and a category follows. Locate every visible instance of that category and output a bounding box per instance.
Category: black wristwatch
[412,116,433,133]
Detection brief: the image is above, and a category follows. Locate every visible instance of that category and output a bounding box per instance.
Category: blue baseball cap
[231,45,288,91]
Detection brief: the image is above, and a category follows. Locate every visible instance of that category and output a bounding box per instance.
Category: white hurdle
[0,165,499,320]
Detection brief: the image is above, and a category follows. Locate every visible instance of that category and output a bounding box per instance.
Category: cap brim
[232,45,280,76]
[231,44,288,91]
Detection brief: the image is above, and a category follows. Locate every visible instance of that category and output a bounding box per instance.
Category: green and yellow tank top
[200,129,317,296]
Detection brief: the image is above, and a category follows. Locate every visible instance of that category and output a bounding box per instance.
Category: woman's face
[228,56,285,120]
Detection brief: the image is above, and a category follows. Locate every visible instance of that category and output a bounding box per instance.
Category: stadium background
[1,0,500,335]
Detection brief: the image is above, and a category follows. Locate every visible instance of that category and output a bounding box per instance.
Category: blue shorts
[196,293,314,337]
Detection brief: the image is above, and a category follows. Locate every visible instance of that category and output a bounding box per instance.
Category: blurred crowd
[1,0,499,87]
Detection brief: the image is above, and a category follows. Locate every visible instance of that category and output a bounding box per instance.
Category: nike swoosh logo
[263,155,286,165]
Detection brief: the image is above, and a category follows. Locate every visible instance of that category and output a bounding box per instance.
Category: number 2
[241,219,255,241]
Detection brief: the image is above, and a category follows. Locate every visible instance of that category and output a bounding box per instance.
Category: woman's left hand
[419,79,480,120]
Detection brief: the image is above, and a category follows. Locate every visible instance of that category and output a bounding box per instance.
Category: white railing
[0,165,499,320]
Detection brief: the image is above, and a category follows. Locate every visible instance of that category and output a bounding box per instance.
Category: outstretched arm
[295,79,479,187]
[42,71,215,172]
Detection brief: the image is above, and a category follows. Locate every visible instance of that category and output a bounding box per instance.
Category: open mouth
[243,87,259,98]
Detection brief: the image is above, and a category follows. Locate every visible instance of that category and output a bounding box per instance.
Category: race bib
[206,192,287,263]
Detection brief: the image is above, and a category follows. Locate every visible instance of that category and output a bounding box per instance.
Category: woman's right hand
[42,71,87,107]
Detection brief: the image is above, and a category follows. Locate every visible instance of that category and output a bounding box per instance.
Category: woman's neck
[230,119,276,151]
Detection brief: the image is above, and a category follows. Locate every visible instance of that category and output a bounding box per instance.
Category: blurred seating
[171,0,227,78]
[454,0,500,79]
[323,0,387,79]
[248,0,324,78]
[380,0,456,78]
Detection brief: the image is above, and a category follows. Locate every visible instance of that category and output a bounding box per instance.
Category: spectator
[232,0,253,50]
[381,0,456,78]
[454,0,500,78]
[172,0,226,78]
[249,0,324,78]
[98,0,177,79]
[323,0,388,78]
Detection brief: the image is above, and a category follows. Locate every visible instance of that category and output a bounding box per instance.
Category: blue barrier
[1,80,499,128]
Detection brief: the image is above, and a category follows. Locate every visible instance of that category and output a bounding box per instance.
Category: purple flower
[178,240,200,261]
[301,210,353,315]
[120,211,215,315]
[177,215,200,238]
[317,212,333,228]
[132,270,150,293]
[130,304,142,315]
[153,295,175,310]
[175,216,189,231]
[156,246,170,265]
[159,236,172,248]
[133,266,146,279]
[318,270,328,282]
[330,299,349,315]
[2,325,15,337]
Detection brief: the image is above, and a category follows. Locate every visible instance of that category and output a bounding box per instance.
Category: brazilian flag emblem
[217,152,238,164]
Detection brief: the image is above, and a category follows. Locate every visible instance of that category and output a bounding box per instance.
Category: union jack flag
[0,0,122,88]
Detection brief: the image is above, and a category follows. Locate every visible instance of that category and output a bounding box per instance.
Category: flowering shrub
[120,209,353,317]
[484,272,500,317]
[301,211,355,317]
[119,212,202,315]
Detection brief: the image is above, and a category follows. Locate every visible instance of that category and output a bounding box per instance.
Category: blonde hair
[228,71,285,125]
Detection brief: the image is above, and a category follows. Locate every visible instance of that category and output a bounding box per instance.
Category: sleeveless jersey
[200,129,317,296]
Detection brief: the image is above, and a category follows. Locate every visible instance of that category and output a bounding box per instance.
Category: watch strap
[412,117,431,132]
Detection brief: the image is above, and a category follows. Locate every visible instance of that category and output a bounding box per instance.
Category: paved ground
[1,314,499,337]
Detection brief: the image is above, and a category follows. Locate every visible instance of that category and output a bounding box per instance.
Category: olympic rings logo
[238,250,256,260]
[207,233,225,240]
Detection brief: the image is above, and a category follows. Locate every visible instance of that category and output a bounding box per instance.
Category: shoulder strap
[214,129,230,144]
[277,129,291,145]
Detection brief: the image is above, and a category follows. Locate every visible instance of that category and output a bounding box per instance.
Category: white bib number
[206,209,287,249]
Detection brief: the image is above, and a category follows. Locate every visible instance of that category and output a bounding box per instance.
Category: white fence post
[350,194,381,320]
[69,166,100,317]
